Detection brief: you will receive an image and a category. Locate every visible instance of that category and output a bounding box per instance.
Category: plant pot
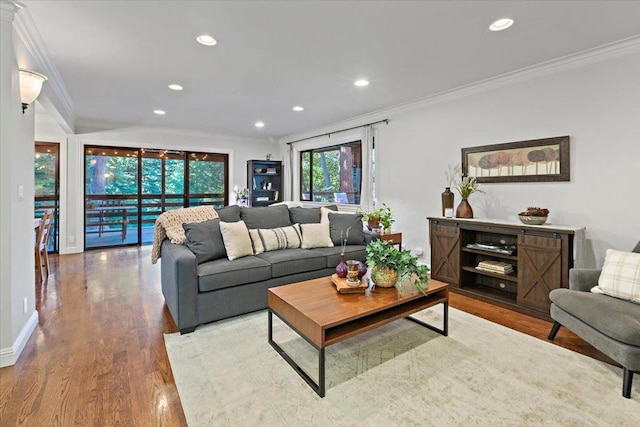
[371,267,398,288]
[456,199,473,219]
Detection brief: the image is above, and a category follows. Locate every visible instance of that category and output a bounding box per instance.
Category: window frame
[298,139,362,205]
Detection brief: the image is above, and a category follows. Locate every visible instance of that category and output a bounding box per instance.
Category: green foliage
[365,240,430,293]
[358,203,394,231]
[454,175,481,200]
[34,153,56,197]
[85,154,224,197]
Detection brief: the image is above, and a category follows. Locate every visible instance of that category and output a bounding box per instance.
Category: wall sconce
[19,69,48,114]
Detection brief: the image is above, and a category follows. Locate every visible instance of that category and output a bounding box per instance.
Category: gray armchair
[548,242,640,398]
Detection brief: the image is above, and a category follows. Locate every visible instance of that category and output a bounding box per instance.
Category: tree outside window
[300,141,362,204]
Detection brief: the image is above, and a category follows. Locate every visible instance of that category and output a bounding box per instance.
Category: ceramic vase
[336,253,348,278]
[456,199,473,218]
[357,262,368,279]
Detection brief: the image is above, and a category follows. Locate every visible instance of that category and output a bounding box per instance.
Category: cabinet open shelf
[247,160,282,207]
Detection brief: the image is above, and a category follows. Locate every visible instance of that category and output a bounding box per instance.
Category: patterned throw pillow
[591,249,640,303]
[249,224,302,253]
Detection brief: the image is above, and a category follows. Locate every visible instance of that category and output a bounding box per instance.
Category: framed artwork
[461,136,570,183]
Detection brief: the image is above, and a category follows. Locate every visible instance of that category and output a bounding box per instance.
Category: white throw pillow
[250,224,302,252]
[320,206,350,224]
[591,249,640,303]
[300,222,334,249]
[219,220,254,260]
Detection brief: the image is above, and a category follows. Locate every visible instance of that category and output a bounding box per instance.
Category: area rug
[165,307,639,426]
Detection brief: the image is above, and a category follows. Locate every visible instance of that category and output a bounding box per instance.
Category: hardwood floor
[0,246,612,425]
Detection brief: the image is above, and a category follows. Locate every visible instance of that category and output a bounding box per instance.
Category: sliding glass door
[84,146,228,249]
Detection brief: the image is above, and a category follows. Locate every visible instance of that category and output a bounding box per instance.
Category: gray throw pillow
[215,205,241,222]
[183,219,227,264]
[289,205,338,224]
[241,205,292,229]
[328,212,365,246]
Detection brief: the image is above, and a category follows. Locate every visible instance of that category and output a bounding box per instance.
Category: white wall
[0,4,39,367]
[375,52,640,268]
[41,125,279,253]
[281,47,640,269]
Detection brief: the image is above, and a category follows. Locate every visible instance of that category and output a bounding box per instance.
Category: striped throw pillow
[591,249,640,303]
[250,224,302,253]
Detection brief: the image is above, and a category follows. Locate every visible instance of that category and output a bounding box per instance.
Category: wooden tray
[331,273,368,293]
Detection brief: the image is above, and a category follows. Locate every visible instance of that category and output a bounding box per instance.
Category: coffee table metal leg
[407,301,448,336]
[268,309,326,397]
[318,347,325,397]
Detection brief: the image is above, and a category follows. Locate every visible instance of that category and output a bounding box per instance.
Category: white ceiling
[19,0,640,140]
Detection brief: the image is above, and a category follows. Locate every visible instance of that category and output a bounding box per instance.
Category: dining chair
[35,209,53,283]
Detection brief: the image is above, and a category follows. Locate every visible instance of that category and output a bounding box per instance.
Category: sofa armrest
[160,240,199,333]
[363,229,379,245]
[569,268,601,292]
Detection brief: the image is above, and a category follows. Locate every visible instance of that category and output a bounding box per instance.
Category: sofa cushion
[328,212,365,246]
[550,288,640,346]
[197,256,272,292]
[592,249,640,303]
[289,207,322,224]
[256,248,326,277]
[241,205,292,229]
[250,224,302,252]
[220,220,254,260]
[311,245,368,268]
[215,205,241,222]
[183,219,226,264]
[300,222,334,249]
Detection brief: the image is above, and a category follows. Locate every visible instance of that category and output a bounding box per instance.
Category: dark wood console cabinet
[428,217,578,320]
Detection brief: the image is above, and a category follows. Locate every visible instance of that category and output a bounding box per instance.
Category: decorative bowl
[518,215,548,226]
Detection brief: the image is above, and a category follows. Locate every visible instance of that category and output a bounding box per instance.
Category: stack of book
[476,260,514,275]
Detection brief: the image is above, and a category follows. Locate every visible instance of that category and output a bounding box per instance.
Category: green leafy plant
[454,175,481,200]
[358,203,394,231]
[365,239,429,293]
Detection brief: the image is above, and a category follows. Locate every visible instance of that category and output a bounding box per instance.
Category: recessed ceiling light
[153,109,166,115]
[489,18,514,32]
[168,84,183,91]
[255,121,265,128]
[292,106,304,112]
[354,79,369,87]
[196,34,217,46]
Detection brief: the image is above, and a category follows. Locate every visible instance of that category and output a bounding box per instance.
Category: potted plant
[453,175,481,218]
[358,203,394,233]
[365,239,429,293]
[359,207,382,230]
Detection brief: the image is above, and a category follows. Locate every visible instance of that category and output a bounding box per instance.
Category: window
[300,141,362,204]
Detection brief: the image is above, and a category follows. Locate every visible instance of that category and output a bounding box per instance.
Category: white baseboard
[0,311,39,368]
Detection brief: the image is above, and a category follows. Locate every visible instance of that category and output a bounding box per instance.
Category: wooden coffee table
[267,276,449,397]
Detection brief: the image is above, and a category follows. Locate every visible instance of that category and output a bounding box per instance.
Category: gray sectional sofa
[160,204,376,333]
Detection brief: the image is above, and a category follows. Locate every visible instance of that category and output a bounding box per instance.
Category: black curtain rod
[285,119,389,145]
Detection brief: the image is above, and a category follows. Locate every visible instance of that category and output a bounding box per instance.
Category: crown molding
[280,35,640,145]
[0,1,20,22]
[13,3,77,133]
